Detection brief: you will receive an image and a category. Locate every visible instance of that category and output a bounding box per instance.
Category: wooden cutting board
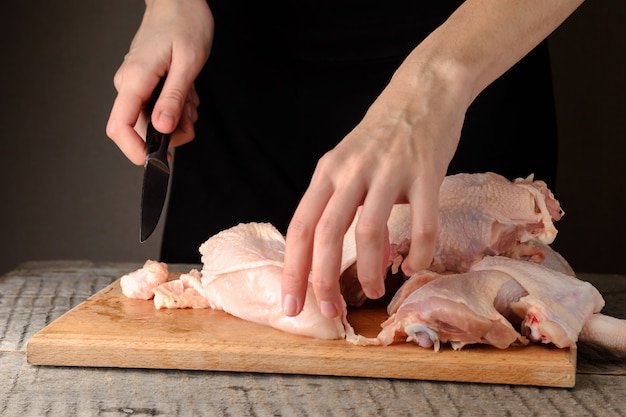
[27,273,576,387]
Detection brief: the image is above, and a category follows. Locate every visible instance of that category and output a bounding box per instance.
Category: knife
[140,78,171,242]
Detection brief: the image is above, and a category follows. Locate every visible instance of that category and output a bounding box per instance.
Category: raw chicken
[119,223,356,340]
[433,172,562,272]
[376,256,605,351]
[384,240,575,316]
[199,222,350,340]
[153,269,210,309]
[116,172,626,358]
[386,270,442,315]
[526,239,575,277]
[339,172,563,306]
[470,256,604,348]
[120,260,169,300]
[579,314,626,358]
[376,269,529,350]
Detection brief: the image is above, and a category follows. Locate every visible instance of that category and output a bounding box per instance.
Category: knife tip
[140,228,153,243]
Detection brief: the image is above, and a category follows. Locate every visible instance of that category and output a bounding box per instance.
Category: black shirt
[161,1,558,263]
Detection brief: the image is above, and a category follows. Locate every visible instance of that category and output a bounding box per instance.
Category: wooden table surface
[2,260,625,417]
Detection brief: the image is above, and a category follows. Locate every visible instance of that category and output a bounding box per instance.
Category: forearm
[396,0,584,110]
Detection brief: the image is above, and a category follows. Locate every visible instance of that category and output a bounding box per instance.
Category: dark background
[0,1,624,275]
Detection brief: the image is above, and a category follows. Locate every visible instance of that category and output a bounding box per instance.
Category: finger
[282,177,334,317]
[151,58,197,134]
[354,189,395,299]
[106,92,149,166]
[310,183,364,318]
[188,87,200,122]
[189,83,200,108]
[402,176,441,276]
[107,63,163,165]
[169,100,197,148]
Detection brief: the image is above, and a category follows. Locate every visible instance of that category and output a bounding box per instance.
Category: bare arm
[416,0,583,102]
[281,0,584,318]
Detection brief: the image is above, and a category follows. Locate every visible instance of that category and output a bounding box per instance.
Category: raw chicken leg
[376,270,529,350]
[382,239,574,316]
[386,270,442,315]
[470,256,604,348]
[473,256,626,355]
[579,314,626,358]
[375,256,606,351]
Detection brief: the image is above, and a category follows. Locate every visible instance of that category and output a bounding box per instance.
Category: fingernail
[283,294,298,316]
[363,287,384,300]
[320,301,339,318]
[157,111,176,131]
[401,263,415,278]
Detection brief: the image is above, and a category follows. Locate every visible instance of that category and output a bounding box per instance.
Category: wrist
[387,50,476,126]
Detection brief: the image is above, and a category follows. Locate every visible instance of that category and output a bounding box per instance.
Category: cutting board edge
[26,334,577,388]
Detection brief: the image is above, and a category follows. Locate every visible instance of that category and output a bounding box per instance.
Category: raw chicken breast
[376,270,529,350]
[199,222,348,340]
[200,222,285,278]
[120,260,169,300]
[470,256,604,348]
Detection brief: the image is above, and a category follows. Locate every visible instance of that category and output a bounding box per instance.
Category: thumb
[151,72,193,134]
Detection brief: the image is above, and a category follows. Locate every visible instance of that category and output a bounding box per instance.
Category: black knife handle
[145,78,170,158]
[146,123,171,159]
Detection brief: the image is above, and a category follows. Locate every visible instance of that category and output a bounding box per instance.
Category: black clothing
[161,1,558,263]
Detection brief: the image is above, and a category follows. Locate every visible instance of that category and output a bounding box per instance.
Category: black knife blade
[140,78,171,242]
